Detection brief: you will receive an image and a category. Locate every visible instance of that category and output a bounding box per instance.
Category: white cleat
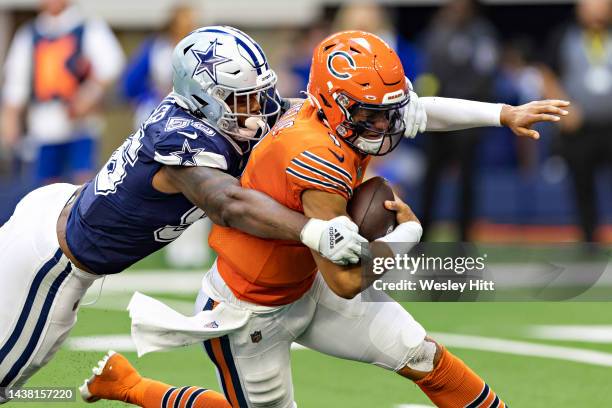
[79,350,117,403]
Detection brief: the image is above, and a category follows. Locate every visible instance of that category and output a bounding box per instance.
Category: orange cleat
[79,350,143,403]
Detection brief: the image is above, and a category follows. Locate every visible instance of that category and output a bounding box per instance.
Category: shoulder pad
[151,116,230,170]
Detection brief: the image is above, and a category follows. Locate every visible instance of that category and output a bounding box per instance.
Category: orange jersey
[209,100,369,306]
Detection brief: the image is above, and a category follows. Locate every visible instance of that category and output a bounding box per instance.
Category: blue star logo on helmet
[191,39,231,83]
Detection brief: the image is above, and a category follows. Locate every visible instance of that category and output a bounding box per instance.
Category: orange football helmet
[307,30,409,155]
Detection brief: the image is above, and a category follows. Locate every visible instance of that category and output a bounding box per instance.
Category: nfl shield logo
[250,330,262,343]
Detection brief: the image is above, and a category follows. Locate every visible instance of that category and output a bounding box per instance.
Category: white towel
[127,292,251,357]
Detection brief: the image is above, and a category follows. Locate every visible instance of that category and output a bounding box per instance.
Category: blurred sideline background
[0,0,611,271]
[1,3,611,407]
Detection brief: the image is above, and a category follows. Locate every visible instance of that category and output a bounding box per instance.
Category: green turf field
[12,268,612,408]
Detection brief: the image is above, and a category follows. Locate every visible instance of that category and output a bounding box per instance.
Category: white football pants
[195,262,427,408]
[0,183,101,403]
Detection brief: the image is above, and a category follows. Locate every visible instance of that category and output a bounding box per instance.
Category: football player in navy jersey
[0,26,367,402]
[76,27,572,408]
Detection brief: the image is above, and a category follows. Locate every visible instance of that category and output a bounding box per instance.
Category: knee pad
[367,302,428,371]
[243,367,291,408]
[403,338,438,373]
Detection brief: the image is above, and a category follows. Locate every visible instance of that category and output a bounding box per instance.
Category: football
[347,177,397,241]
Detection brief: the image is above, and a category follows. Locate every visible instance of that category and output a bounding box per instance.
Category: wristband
[376,221,423,254]
[300,218,325,251]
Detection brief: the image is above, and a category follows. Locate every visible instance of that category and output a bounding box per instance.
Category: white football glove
[403,88,427,139]
[300,216,367,265]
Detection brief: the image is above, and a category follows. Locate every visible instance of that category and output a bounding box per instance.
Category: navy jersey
[65,94,254,274]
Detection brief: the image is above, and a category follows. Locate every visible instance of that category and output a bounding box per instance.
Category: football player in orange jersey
[204,30,515,408]
[85,30,569,408]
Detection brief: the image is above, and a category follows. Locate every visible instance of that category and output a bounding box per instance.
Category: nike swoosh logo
[178,130,198,139]
[328,148,345,163]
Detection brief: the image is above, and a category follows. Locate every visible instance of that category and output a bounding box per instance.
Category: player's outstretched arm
[423,97,569,136]
[403,90,569,139]
[157,165,365,265]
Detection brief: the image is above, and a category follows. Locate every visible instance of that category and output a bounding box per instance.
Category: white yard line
[83,293,196,315]
[66,335,141,352]
[66,332,612,367]
[528,325,612,343]
[86,271,204,295]
[430,332,612,367]
[76,271,612,367]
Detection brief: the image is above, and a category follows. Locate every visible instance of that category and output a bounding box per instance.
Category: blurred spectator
[278,2,425,98]
[0,0,125,185]
[122,4,196,129]
[276,23,330,98]
[494,38,546,172]
[496,39,545,106]
[420,0,499,241]
[544,0,612,242]
[331,3,424,82]
[0,11,9,69]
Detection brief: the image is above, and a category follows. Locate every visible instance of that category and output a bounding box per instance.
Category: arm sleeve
[421,96,503,132]
[286,146,354,201]
[83,19,125,83]
[2,25,33,106]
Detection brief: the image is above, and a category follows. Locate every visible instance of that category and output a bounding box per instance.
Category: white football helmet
[171,26,281,140]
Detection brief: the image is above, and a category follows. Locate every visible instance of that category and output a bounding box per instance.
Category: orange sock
[127,378,231,408]
[416,347,507,408]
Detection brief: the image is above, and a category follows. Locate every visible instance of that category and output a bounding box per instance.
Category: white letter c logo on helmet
[327,51,356,80]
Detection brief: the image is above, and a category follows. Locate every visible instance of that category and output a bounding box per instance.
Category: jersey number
[94,128,144,195]
[94,104,171,195]
[154,206,206,242]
